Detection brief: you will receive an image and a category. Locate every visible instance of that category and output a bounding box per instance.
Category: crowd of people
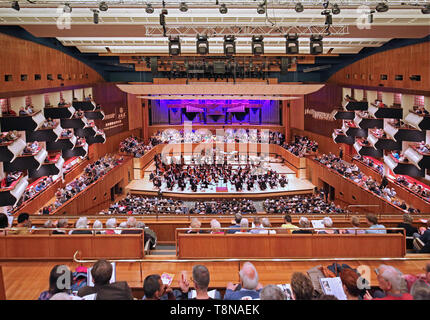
[353,155,384,175]
[106,195,188,215]
[119,136,162,158]
[190,199,257,215]
[281,135,318,157]
[0,131,18,144]
[395,176,430,202]
[0,171,22,189]
[315,153,420,213]
[51,155,123,210]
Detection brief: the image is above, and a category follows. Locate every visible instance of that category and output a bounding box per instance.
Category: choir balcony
[404,110,430,131]
[404,144,430,170]
[333,110,355,120]
[368,103,403,119]
[367,129,402,151]
[84,109,105,120]
[62,140,88,159]
[384,153,425,177]
[86,131,106,145]
[341,121,368,138]
[353,138,383,158]
[60,115,89,129]
[74,124,97,139]
[43,105,76,119]
[384,121,426,142]
[0,133,26,162]
[28,153,65,179]
[0,110,45,132]
[25,122,62,142]
[0,172,28,207]
[3,144,48,171]
[353,112,383,129]
[332,129,354,144]
[46,133,77,151]
[343,100,368,111]
[72,100,96,111]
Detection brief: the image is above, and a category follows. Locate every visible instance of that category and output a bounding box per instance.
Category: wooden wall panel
[328,41,430,93]
[289,97,304,131]
[0,33,103,95]
[127,94,143,131]
[0,266,5,300]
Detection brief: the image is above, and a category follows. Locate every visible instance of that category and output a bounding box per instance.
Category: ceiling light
[219,3,228,14]
[224,35,236,56]
[310,34,323,55]
[323,0,329,9]
[295,2,304,13]
[11,1,20,11]
[252,35,264,55]
[179,2,188,12]
[285,33,299,54]
[93,9,99,24]
[146,3,154,14]
[375,2,389,13]
[169,36,181,55]
[257,3,266,14]
[422,4,430,14]
[332,3,340,15]
[196,35,209,55]
[99,2,108,11]
[63,3,72,13]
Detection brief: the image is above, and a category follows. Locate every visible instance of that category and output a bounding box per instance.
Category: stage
[126,158,315,200]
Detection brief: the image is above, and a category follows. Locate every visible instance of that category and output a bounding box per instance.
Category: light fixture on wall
[179,2,188,12]
[145,3,154,14]
[92,9,99,24]
[11,1,20,11]
[295,2,304,13]
[99,1,108,11]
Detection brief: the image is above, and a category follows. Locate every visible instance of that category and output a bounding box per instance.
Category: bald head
[240,262,259,290]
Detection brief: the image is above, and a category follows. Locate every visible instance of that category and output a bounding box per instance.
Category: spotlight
[93,9,99,24]
[196,35,209,55]
[375,2,389,13]
[368,10,375,23]
[257,2,266,14]
[252,35,264,55]
[169,36,181,56]
[295,2,304,13]
[321,9,332,25]
[285,33,299,54]
[160,9,167,25]
[11,1,20,11]
[422,4,430,14]
[219,3,228,14]
[323,0,329,9]
[310,34,323,55]
[179,2,188,12]
[99,1,108,11]
[63,3,72,13]
[332,3,340,15]
[223,35,236,56]
[145,3,154,14]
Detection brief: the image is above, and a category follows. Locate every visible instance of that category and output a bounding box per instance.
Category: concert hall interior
[0,0,430,303]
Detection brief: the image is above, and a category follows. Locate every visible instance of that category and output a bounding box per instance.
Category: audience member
[39,265,81,300]
[259,285,286,300]
[365,214,386,234]
[290,272,315,300]
[224,262,262,300]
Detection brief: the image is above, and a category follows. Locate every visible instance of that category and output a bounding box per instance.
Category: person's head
[322,216,333,228]
[253,217,261,226]
[261,218,271,228]
[93,220,103,229]
[136,222,146,229]
[402,213,413,225]
[234,213,242,224]
[316,294,338,300]
[17,213,30,227]
[75,217,88,229]
[192,265,210,291]
[49,265,73,295]
[43,220,53,228]
[143,274,164,300]
[260,284,286,300]
[240,218,249,230]
[106,218,117,229]
[366,214,378,226]
[350,216,360,228]
[190,218,201,229]
[340,268,362,298]
[0,213,9,228]
[91,259,112,286]
[410,279,430,300]
[291,272,314,300]
[57,219,68,228]
[119,222,127,228]
[298,217,309,228]
[377,266,403,294]
[239,262,259,290]
[284,214,292,224]
[126,217,136,228]
[210,219,221,232]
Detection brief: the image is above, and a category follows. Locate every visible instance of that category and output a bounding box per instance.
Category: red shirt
[374,293,413,300]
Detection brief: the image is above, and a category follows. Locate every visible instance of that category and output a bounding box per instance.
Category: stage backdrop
[304,84,342,137]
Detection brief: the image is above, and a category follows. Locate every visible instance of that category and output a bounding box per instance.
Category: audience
[9,212,32,235]
[177,265,221,300]
[107,195,187,215]
[224,262,262,300]
[365,214,387,234]
[191,199,256,215]
[290,272,315,300]
[364,266,413,300]
[282,135,318,157]
[143,274,175,300]
[39,265,81,300]
[119,136,162,158]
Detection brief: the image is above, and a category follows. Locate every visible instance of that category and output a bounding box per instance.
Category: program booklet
[319,277,347,300]
[161,273,175,286]
[276,284,294,300]
[311,220,325,229]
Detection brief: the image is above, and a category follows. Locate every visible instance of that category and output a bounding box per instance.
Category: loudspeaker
[150,57,158,74]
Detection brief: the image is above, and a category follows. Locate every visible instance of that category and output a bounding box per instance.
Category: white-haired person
[121,216,143,234]
[105,218,118,235]
[224,262,262,300]
[92,220,103,234]
[317,217,339,234]
[234,218,250,234]
[210,219,223,234]
[292,217,312,234]
[70,217,92,234]
[260,285,286,300]
[260,218,276,234]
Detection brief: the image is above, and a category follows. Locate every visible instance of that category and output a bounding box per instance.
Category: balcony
[72,100,96,111]
[354,112,383,130]
[62,140,88,159]
[333,110,355,120]
[367,129,402,151]
[0,173,28,207]
[368,104,403,119]
[353,138,383,158]
[25,122,62,142]
[84,110,105,120]
[74,125,97,138]
[86,132,106,145]
[44,105,76,119]
[46,134,77,151]
[28,153,65,179]
[341,121,368,138]
[60,116,89,129]
[385,121,425,142]
[404,145,430,170]
[344,100,368,111]
[0,134,26,162]
[384,153,424,177]
[332,129,354,144]
[0,111,45,132]
[404,111,430,131]
[3,145,48,171]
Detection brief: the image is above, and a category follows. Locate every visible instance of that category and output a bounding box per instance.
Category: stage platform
[126,159,315,200]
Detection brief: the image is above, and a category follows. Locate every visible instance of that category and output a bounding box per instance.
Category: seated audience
[259,285,287,300]
[224,262,262,300]
[364,266,413,300]
[227,213,243,234]
[410,280,430,300]
[346,216,366,234]
[365,214,386,234]
[397,214,418,249]
[176,265,221,300]
[292,217,312,234]
[70,217,92,235]
[52,219,68,234]
[317,217,338,234]
[340,268,363,300]
[39,265,81,300]
[290,272,315,300]
[210,219,223,234]
[9,213,32,235]
[281,214,298,232]
[143,274,175,300]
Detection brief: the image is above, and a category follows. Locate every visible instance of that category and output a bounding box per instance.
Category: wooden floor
[2,258,429,300]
